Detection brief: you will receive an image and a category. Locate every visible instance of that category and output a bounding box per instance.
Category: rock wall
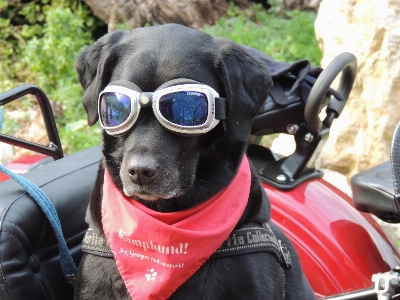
[83,0,251,30]
[314,0,400,179]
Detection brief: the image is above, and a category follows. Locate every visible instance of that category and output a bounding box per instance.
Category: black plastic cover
[251,75,305,134]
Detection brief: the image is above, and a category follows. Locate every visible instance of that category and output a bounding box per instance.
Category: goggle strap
[215,97,227,120]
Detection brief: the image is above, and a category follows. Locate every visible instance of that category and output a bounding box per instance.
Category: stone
[314,0,400,180]
[0,143,13,165]
[83,0,251,30]
[270,134,295,157]
[0,108,48,161]
[283,0,322,11]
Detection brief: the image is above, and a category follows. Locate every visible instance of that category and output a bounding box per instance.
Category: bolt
[304,133,314,143]
[140,96,150,106]
[276,174,286,182]
[287,124,299,135]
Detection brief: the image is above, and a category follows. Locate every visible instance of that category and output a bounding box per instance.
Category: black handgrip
[304,52,357,135]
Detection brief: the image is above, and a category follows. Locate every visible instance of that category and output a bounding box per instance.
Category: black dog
[74,24,316,299]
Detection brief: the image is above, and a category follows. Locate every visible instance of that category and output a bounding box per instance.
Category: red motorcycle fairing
[0,154,50,182]
[266,178,400,298]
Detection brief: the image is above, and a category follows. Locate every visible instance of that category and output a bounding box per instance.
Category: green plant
[203,2,322,66]
[0,0,105,153]
[20,4,101,152]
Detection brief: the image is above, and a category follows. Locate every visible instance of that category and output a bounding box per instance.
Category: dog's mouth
[132,191,163,201]
[124,186,184,202]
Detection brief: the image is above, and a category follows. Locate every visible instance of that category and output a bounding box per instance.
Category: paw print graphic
[145,269,158,281]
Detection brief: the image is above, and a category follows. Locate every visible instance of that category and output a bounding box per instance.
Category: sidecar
[1,52,399,299]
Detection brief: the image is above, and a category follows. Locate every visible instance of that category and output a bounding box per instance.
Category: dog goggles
[98,81,226,135]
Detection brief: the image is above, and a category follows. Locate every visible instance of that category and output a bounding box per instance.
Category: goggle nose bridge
[138,92,153,107]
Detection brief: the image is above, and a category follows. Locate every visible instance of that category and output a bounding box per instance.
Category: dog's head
[76,24,271,212]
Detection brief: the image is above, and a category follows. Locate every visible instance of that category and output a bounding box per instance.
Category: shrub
[20,4,102,153]
[0,0,104,153]
[203,2,322,66]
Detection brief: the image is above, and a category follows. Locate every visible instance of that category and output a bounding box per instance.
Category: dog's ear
[215,38,272,141]
[75,30,128,125]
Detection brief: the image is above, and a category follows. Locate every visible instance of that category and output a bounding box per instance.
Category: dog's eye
[158,91,208,126]
[100,93,132,127]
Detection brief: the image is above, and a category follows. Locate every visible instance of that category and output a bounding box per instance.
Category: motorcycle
[1,52,400,299]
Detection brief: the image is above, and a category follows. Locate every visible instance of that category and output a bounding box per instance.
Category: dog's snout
[128,162,158,186]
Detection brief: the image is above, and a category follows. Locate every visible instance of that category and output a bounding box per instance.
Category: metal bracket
[317,269,400,299]
[372,268,400,300]
[0,84,63,160]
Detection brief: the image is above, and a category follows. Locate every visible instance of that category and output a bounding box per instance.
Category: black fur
[74,24,316,299]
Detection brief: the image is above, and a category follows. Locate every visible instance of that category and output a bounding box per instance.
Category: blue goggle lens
[158,91,208,126]
[100,92,131,127]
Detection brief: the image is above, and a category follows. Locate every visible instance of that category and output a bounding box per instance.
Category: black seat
[0,146,101,300]
[351,160,400,223]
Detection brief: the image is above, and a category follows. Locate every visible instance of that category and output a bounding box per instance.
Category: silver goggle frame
[98,83,222,136]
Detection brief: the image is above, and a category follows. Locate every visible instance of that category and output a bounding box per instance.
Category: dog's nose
[128,165,158,186]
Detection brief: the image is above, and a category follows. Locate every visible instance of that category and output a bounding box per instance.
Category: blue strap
[0,164,78,283]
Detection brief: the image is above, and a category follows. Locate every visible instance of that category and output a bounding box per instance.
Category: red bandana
[101,156,251,300]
